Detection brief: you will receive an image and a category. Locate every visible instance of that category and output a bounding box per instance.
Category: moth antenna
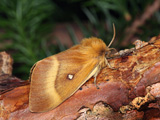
[108,23,116,48]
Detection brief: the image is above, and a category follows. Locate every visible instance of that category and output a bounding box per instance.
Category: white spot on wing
[68,74,74,80]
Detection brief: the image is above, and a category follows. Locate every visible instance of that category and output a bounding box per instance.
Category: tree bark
[0,35,160,120]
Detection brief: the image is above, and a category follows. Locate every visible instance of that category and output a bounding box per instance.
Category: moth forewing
[29,56,62,112]
[64,64,101,99]
[29,53,101,112]
[29,63,37,82]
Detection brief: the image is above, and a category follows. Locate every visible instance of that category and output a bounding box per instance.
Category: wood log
[0,35,160,120]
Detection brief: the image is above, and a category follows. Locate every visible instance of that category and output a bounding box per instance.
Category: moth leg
[105,50,111,59]
[105,59,116,70]
[106,48,117,58]
[94,76,99,89]
[109,48,117,53]
[93,68,100,89]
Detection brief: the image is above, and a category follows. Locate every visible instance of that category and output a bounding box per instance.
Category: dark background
[0,0,159,79]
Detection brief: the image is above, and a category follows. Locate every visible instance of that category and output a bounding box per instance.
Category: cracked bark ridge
[1,35,160,120]
[0,51,13,77]
[0,52,29,94]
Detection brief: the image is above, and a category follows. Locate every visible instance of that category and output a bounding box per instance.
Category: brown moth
[29,25,116,112]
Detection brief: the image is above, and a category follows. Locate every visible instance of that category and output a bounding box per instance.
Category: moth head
[80,24,116,59]
[80,37,108,58]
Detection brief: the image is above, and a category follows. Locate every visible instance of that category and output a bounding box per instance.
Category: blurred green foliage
[0,0,57,79]
[0,0,159,79]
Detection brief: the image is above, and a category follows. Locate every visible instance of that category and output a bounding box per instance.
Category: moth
[29,25,116,113]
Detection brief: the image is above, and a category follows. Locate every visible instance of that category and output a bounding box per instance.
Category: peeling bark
[1,35,160,120]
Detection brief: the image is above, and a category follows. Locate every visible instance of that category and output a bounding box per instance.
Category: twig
[121,0,160,46]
